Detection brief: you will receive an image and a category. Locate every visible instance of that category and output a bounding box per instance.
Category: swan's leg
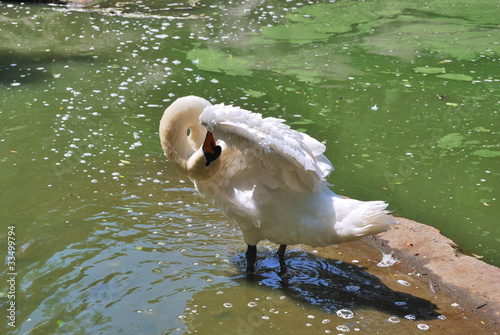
[246,245,257,273]
[277,244,287,274]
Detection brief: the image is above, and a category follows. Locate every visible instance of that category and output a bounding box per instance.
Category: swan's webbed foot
[246,244,257,273]
[277,244,287,276]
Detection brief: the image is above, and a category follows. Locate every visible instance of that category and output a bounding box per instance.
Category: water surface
[1,0,499,333]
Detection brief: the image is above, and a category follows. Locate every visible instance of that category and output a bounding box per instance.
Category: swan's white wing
[200,103,333,193]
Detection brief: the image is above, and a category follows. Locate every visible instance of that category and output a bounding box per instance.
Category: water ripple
[233,251,441,320]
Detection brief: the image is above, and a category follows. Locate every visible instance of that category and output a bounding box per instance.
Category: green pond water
[0,0,499,333]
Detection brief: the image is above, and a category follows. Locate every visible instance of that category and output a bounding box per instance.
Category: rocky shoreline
[294,213,500,333]
[373,216,500,330]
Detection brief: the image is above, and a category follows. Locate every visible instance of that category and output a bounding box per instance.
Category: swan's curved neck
[159,96,220,180]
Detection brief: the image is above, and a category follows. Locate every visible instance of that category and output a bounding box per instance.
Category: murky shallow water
[1,0,499,333]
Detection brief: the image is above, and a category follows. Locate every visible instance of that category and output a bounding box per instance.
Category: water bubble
[322,319,330,324]
[388,316,400,323]
[336,325,350,332]
[437,315,447,320]
[405,314,416,320]
[417,324,429,330]
[336,309,354,319]
[395,301,407,306]
[247,302,257,307]
[223,302,232,308]
[346,285,360,292]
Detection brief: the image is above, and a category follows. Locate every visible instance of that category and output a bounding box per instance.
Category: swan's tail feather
[334,199,396,241]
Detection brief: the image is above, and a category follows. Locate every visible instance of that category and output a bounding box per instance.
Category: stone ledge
[373,216,500,327]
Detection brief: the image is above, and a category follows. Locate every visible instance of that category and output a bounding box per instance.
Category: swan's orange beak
[203,131,222,167]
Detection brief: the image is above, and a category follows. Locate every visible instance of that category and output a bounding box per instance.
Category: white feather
[160,96,395,248]
[200,103,330,193]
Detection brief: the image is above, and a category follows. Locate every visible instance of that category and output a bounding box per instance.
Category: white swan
[159,96,395,273]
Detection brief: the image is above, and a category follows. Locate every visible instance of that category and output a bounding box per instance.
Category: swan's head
[159,96,222,181]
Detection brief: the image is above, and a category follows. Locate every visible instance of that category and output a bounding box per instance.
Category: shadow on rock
[233,250,441,320]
